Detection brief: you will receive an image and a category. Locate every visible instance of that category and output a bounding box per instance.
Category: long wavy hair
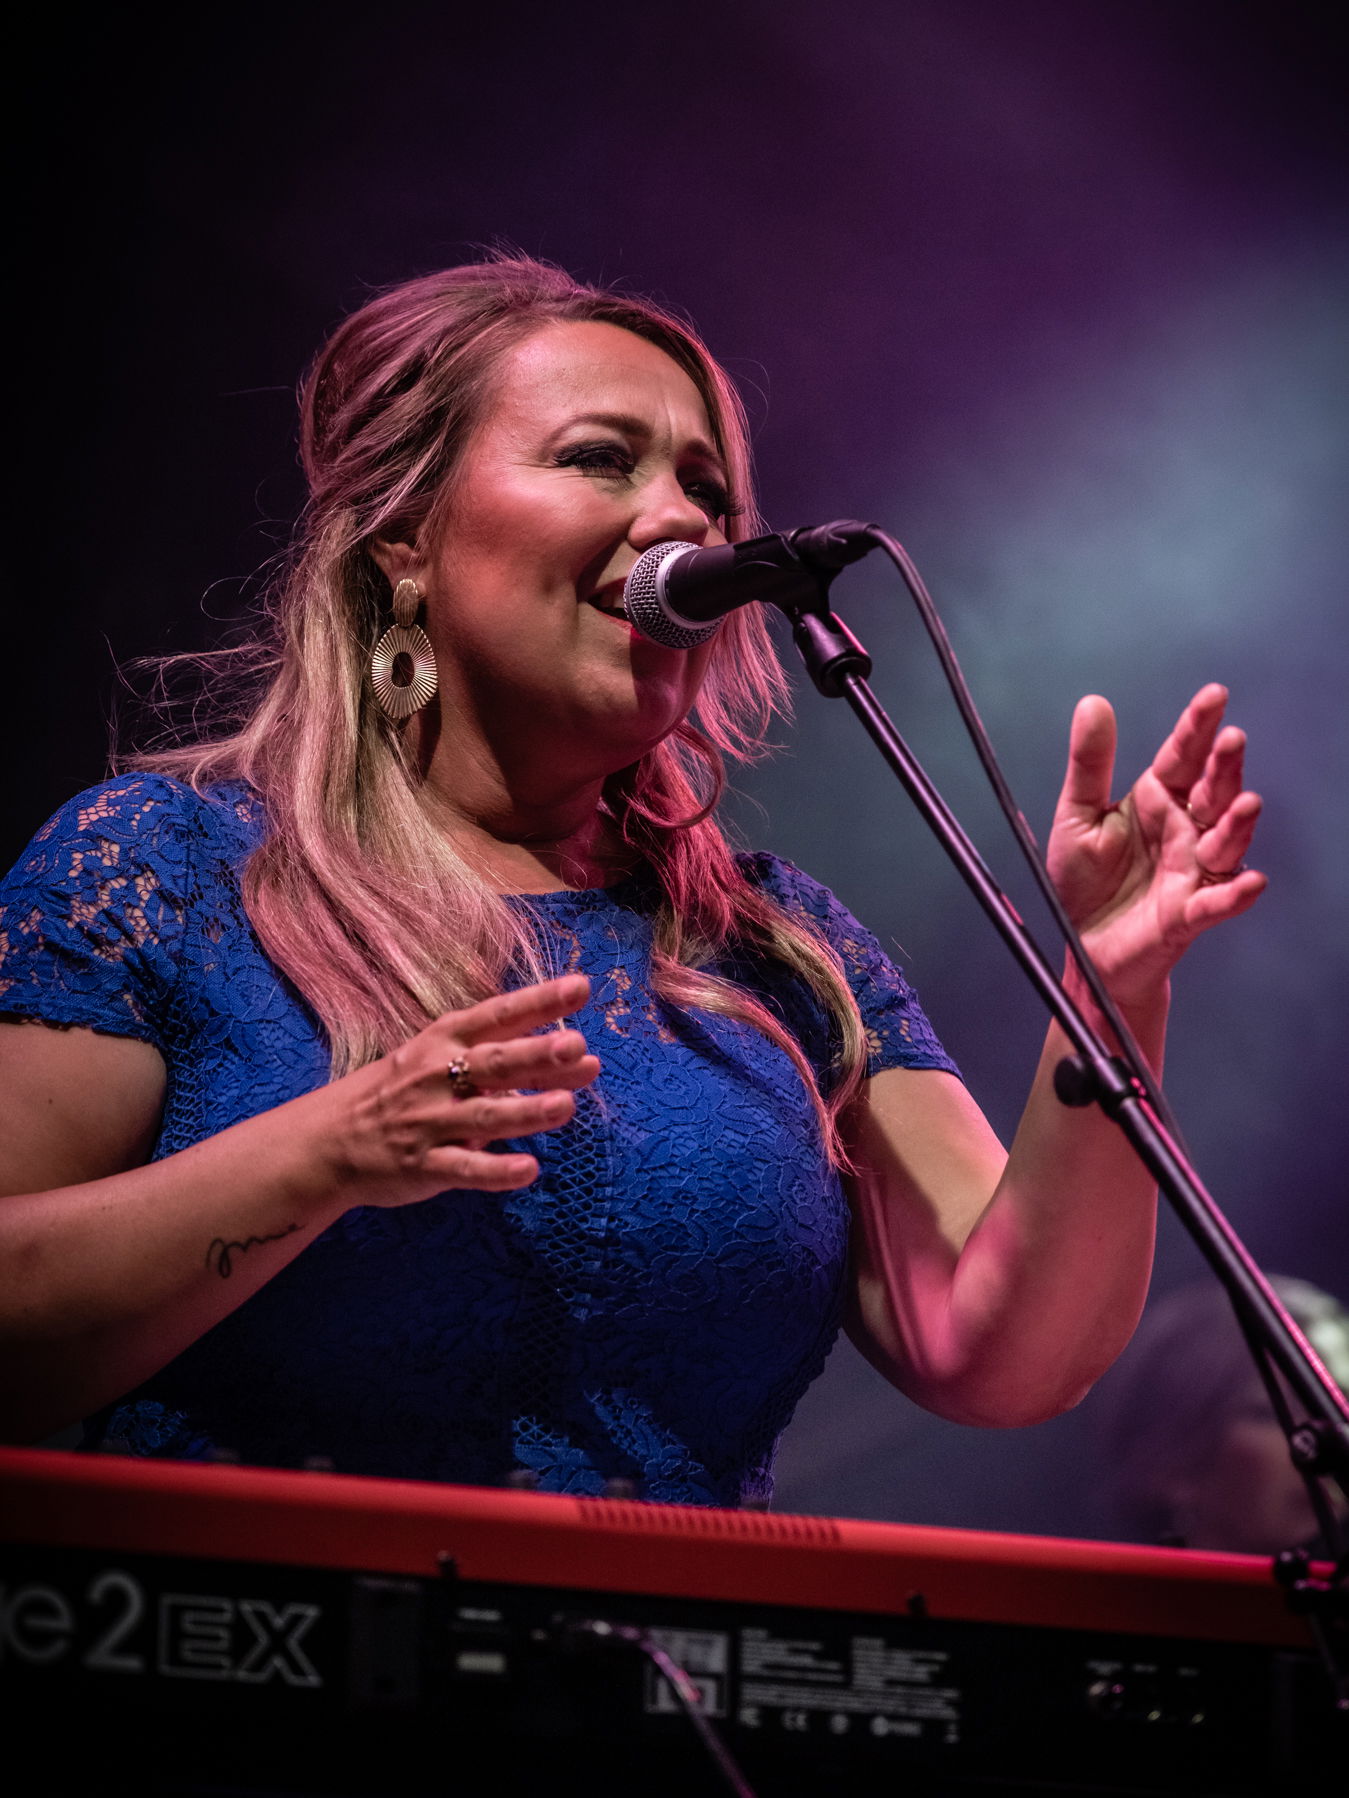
[134,257,867,1152]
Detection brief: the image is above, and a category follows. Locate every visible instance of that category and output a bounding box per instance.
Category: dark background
[12,0,1348,1536]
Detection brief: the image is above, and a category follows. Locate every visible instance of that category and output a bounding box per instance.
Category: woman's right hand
[0,972,598,1438]
[321,973,599,1207]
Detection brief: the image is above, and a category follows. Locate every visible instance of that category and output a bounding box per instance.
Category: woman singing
[0,258,1265,1504]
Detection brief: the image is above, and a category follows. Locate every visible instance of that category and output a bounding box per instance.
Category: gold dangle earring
[369,578,439,721]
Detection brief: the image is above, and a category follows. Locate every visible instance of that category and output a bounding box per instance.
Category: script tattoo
[205,1222,301,1279]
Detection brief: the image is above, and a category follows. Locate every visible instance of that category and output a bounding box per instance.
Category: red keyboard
[0,1447,1332,1795]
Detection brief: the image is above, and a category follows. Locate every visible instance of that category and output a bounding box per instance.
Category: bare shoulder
[0,1018,166,1196]
[844,1065,1003,1174]
[841,1066,1005,1250]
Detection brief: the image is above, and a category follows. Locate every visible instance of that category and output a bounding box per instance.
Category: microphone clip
[781,522,876,696]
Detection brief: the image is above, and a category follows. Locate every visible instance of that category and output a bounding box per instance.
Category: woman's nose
[628,475,715,551]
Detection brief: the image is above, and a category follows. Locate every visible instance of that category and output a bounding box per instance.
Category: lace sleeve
[737,852,960,1083]
[0,777,194,1047]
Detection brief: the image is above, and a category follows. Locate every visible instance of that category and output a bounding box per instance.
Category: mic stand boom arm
[776,584,1349,1522]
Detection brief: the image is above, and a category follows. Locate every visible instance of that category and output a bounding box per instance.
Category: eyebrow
[559,410,726,473]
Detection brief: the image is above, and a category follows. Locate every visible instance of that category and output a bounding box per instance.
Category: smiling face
[403,320,731,793]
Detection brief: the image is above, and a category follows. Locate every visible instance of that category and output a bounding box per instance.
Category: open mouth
[585,590,629,621]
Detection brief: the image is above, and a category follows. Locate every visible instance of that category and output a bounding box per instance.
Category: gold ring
[446,1057,479,1099]
[1198,863,1246,886]
[1186,801,1218,832]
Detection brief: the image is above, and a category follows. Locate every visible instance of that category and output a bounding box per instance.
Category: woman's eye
[684,480,732,522]
[555,444,738,523]
[556,443,634,477]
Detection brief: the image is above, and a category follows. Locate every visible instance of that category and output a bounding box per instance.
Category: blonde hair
[133,257,867,1152]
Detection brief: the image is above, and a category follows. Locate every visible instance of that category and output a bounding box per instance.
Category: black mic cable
[621,517,1186,1152]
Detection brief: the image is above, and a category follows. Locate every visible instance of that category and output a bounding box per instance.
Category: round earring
[369,578,438,721]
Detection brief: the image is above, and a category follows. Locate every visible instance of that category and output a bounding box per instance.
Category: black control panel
[1,1541,1336,1795]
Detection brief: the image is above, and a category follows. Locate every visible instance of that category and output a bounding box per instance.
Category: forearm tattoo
[204,1223,300,1279]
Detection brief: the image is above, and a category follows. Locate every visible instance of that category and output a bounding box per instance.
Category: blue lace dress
[0,776,957,1506]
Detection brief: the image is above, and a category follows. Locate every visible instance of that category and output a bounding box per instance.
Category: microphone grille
[623,541,721,650]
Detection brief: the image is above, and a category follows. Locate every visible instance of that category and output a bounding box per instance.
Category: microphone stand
[774,567,1348,1695]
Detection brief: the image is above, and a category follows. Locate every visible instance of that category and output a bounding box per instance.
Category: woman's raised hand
[325,973,599,1206]
[1046,684,1267,1008]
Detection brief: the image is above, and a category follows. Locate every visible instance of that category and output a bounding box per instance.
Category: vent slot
[570,1501,842,1547]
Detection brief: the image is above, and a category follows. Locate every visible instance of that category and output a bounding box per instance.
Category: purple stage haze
[13,0,1347,1538]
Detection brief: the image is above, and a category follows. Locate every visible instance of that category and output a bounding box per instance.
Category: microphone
[621,521,875,649]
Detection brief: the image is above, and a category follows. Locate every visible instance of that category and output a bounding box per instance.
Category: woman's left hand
[1046,683,1267,1008]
